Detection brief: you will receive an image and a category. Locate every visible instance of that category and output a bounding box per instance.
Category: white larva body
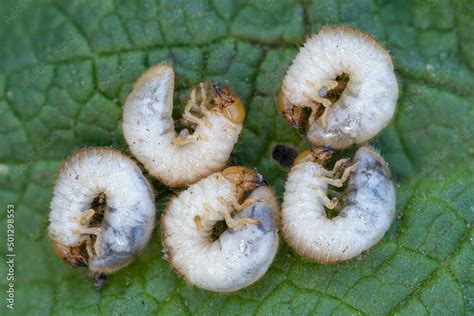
[48,147,156,273]
[122,64,243,187]
[281,26,398,149]
[162,174,279,292]
[282,147,395,263]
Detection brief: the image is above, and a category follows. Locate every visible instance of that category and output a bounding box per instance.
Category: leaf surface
[1,0,473,315]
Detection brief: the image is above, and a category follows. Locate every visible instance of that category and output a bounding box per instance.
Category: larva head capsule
[51,241,87,268]
[293,145,334,166]
[222,166,265,193]
[280,26,399,149]
[212,83,246,124]
[277,90,304,128]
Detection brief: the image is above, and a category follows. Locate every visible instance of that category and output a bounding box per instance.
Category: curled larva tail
[122,64,245,187]
[161,168,279,292]
[282,146,395,263]
[279,26,398,149]
[48,147,156,283]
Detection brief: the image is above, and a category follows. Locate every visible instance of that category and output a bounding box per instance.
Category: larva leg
[305,79,338,129]
[94,233,103,258]
[298,99,321,126]
[194,215,205,232]
[223,211,260,230]
[219,196,258,212]
[75,227,103,257]
[85,236,95,258]
[79,208,95,225]
[338,162,358,182]
[307,184,338,209]
[183,86,210,127]
[327,187,342,199]
[234,198,258,212]
[303,93,330,128]
[216,197,260,229]
[327,158,351,176]
[171,129,208,146]
[77,227,102,236]
[198,83,211,115]
[321,163,358,187]
[172,96,207,146]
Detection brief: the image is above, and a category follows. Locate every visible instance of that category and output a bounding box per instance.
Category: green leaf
[1,0,473,315]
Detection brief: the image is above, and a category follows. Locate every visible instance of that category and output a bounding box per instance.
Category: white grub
[48,147,156,282]
[282,146,395,263]
[122,64,245,187]
[279,26,399,149]
[161,167,279,292]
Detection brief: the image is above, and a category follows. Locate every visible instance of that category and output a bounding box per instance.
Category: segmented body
[281,26,398,149]
[162,173,279,292]
[48,147,156,273]
[123,64,243,187]
[282,147,395,263]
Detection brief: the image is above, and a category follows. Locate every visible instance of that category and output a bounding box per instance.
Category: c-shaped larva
[48,147,156,287]
[122,64,245,187]
[161,166,279,292]
[278,26,399,149]
[282,146,395,263]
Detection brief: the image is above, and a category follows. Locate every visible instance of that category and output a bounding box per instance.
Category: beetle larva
[282,146,395,263]
[161,166,279,292]
[279,26,399,149]
[122,64,245,187]
[48,147,156,288]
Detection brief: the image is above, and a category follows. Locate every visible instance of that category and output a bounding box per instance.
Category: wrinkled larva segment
[48,147,156,282]
[280,26,398,149]
[122,64,245,187]
[161,168,279,292]
[282,146,395,263]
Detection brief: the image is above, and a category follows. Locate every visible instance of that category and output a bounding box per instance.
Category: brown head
[212,83,246,124]
[51,241,87,268]
[277,90,304,128]
[222,166,265,193]
[293,145,334,166]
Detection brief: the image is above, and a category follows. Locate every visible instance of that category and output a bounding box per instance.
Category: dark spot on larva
[247,204,276,234]
[131,226,142,240]
[327,73,350,104]
[319,86,328,97]
[272,144,298,168]
[75,175,79,180]
[211,220,228,241]
[371,185,384,200]
[372,159,390,178]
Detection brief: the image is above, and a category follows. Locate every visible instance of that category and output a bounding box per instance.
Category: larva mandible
[48,147,156,288]
[161,166,279,292]
[279,26,399,149]
[282,146,395,263]
[122,64,245,187]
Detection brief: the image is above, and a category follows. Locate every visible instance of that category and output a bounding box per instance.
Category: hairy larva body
[282,146,395,263]
[161,167,279,292]
[123,64,245,187]
[279,26,399,149]
[48,147,156,286]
